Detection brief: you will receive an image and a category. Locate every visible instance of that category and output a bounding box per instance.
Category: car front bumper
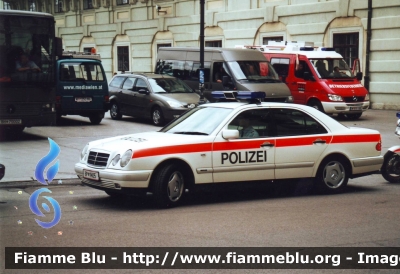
[321,101,369,114]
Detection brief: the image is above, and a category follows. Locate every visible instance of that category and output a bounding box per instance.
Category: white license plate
[83,169,99,181]
[0,119,22,125]
[75,97,92,102]
[350,106,362,111]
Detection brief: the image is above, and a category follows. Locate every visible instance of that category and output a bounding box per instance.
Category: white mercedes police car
[75,91,383,208]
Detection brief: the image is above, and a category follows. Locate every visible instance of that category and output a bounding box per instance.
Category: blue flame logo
[30,138,62,229]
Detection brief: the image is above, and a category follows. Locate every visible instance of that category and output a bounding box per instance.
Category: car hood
[156,93,200,104]
[87,131,209,155]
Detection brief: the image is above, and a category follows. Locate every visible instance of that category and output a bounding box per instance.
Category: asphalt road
[0,109,399,274]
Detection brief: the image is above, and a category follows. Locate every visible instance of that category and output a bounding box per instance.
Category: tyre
[345,113,362,120]
[314,156,349,194]
[307,99,324,113]
[110,102,122,120]
[381,152,400,183]
[151,107,165,126]
[89,113,104,125]
[151,164,186,208]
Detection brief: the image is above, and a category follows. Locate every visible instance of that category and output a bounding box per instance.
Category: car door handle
[313,139,326,145]
[260,142,274,148]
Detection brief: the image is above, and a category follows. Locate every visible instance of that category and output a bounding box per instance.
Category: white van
[155,47,292,103]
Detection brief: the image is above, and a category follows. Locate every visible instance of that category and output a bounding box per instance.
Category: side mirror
[138,89,149,94]
[222,129,239,140]
[356,72,363,81]
[0,164,5,180]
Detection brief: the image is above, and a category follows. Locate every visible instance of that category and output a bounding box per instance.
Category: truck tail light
[104,95,109,103]
[55,96,61,108]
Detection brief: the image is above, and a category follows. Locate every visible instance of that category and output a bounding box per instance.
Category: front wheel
[345,113,362,120]
[151,107,165,126]
[382,152,400,183]
[314,156,349,194]
[151,164,186,208]
[307,99,324,113]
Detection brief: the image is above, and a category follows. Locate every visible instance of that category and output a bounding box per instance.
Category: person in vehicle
[238,115,259,138]
[331,66,342,77]
[214,63,226,83]
[16,53,41,72]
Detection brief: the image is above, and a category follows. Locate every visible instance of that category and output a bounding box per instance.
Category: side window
[295,60,311,79]
[122,78,134,90]
[134,78,148,92]
[228,109,272,139]
[109,76,125,88]
[156,60,185,79]
[86,64,104,81]
[191,62,210,82]
[270,58,290,78]
[271,109,327,137]
[213,62,226,83]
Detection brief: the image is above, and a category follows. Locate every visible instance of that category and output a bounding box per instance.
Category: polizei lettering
[221,151,267,164]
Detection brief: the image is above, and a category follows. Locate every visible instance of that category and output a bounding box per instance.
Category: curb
[0,178,83,189]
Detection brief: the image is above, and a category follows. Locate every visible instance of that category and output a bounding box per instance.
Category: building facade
[2,0,400,109]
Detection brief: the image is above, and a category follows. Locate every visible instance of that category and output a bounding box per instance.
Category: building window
[263,36,283,45]
[28,0,36,11]
[83,0,93,10]
[2,1,11,9]
[157,43,171,52]
[116,0,129,5]
[83,47,93,53]
[205,40,222,47]
[333,33,359,69]
[117,46,129,71]
[55,0,63,12]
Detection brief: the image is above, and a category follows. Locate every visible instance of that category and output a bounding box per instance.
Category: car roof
[113,73,175,79]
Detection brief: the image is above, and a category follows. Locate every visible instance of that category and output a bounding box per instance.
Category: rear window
[109,76,125,88]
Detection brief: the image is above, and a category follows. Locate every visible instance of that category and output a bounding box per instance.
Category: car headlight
[111,154,121,166]
[166,100,183,108]
[365,93,370,101]
[328,94,343,101]
[81,144,89,160]
[120,149,133,167]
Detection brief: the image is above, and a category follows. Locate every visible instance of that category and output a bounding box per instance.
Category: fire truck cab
[236,42,369,119]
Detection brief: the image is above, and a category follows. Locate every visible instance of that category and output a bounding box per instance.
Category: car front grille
[87,151,109,167]
[343,96,365,102]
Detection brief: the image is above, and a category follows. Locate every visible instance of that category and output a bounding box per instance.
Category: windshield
[311,58,354,79]
[0,14,55,84]
[228,61,280,82]
[149,78,195,94]
[160,107,233,135]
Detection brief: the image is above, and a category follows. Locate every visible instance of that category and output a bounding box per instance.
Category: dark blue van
[55,53,109,124]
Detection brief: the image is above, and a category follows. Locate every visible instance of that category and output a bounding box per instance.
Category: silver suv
[108,73,200,126]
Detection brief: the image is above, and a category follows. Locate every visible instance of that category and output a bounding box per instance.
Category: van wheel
[110,103,122,120]
[345,113,362,120]
[89,113,104,125]
[308,99,324,113]
[151,107,165,126]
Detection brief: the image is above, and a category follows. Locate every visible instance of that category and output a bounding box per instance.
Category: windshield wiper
[173,131,208,135]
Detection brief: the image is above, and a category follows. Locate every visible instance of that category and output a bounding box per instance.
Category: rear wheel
[314,156,349,194]
[110,102,122,120]
[307,99,324,113]
[381,152,400,183]
[152,164,186,208]
[89,113,104,125]
[151,107,165,126]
